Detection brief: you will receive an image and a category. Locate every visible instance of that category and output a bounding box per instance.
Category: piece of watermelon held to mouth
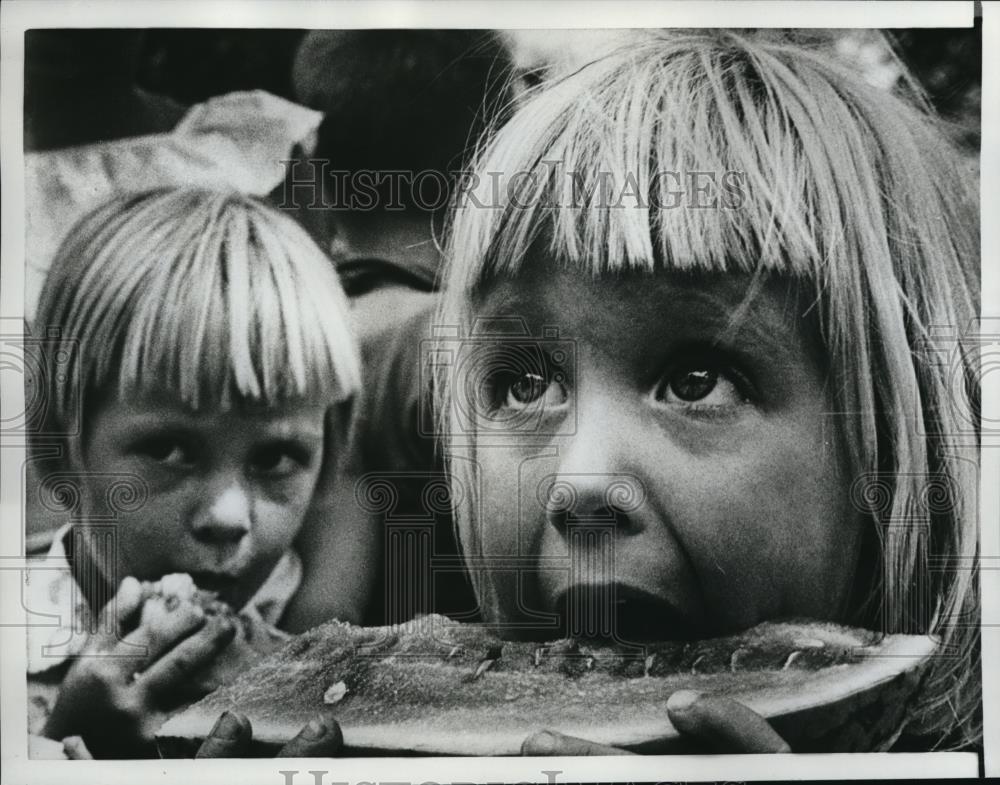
[155,614,937,756]
[139,574,290,701]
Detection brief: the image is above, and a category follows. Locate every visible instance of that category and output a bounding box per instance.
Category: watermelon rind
[155,616,938,756]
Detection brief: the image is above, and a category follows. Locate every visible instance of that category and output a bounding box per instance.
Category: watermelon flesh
[156,614,937,756]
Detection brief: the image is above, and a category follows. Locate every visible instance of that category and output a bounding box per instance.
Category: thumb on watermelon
[667,691,792,753]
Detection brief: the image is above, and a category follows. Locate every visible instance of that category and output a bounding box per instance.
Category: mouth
[187,571,242,603]
[548,583,705,643]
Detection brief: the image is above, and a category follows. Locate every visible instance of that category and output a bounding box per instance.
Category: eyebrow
[475,275,807,359]
[112,410,325,440]
[255,420,326,441]
[663,282,804,358]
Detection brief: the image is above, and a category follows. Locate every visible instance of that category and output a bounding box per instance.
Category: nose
[538,465,648,637]
[190,482,251,545]
[541,470,646,594]
[542,473,647,535]
[540,391,648,537]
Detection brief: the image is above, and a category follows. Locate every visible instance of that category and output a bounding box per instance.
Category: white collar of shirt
[25,524,301,674]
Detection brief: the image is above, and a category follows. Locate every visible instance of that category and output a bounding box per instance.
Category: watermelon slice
[155,614,937,756]
[139,573,290,699]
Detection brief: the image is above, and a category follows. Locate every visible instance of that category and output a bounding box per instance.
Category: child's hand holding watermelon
[521,690,791,755]
[43,576,237,757]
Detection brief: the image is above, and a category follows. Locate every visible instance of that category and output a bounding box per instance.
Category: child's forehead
[95,385,329,424]
[467,265,823,367]
[475,265,803,323]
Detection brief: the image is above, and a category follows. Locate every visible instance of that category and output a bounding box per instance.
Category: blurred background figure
[280,30,522,630]
[288,29,521,296]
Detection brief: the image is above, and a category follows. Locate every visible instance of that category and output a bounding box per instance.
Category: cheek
[86,473,186,536]
[106,501,186,578]
[670,433,858,620]
[475,448,543,555]
[253,479,317,548]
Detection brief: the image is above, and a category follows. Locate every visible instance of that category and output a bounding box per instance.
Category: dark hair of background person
[291,29,521,213]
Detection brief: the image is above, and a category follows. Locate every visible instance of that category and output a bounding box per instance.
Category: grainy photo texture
[16,25,982,764]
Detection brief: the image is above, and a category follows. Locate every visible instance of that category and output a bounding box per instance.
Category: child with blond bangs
[25,188,362,758]
[431,29,981,754]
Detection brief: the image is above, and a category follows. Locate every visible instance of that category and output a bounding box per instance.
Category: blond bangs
[453,33,971,286]
[38,188,360,421]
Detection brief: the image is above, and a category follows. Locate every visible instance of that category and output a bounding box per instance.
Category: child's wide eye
[249,443,312,478]
[654,363,748,409]
[475,345,570,417]
[499,371,568,411]
[133,436,192,467]
[509,373,549,405]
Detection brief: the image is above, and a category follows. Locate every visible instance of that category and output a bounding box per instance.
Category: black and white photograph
[1,1,995,782]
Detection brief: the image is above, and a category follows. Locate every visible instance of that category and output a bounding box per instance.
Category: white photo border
[1,1,992,782]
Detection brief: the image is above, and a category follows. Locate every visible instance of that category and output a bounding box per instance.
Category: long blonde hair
[436,30,980,748]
